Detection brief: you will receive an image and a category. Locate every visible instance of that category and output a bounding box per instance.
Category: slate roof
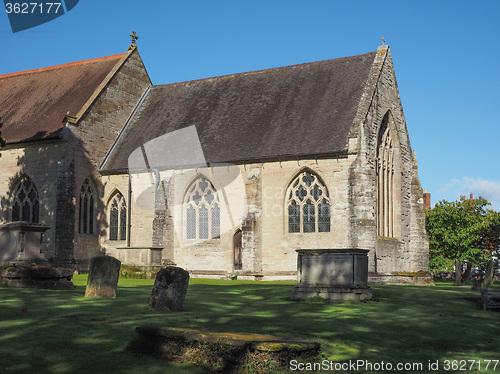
[0,52,127,143]
[102,50,377,172]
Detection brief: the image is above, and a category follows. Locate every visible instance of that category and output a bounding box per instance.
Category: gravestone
[85,255,121,298]
[149,266,189,311]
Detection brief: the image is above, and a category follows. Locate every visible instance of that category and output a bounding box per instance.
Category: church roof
[101,50,377,172]
[0,52,127,143]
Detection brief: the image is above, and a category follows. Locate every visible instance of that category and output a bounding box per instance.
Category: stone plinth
[0,264,74,289]
[0,221,50,265]
[85,255,121,298]
[114,246,163,267]
[290,249,373,302]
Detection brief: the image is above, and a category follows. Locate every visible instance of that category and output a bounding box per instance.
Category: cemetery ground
[1,276,499,374]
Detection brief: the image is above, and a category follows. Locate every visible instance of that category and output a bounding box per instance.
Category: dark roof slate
[102,51,376,172]
[0,52,126,143]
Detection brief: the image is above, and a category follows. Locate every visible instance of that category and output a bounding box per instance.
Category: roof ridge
[152,50,377,89]
[0,52,127,80]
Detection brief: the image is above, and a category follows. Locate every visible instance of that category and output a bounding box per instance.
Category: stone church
[0,43,430,284]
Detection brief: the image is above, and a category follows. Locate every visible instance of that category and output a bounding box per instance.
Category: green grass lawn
[1,276,499,374]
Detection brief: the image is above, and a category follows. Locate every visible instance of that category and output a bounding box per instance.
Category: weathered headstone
[149,266,189,311]
[85,255,121,298]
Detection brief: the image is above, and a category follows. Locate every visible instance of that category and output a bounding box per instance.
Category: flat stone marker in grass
[84,255,121,298]
[128,325,321,373]
[149,266,189,311]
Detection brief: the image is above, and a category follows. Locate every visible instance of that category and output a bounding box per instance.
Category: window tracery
[185,177,220,240]
[109,192,126,240]
[286,170,330,233]
[79,179,94,235]
[11,176,39,223]
[376,114,395,237]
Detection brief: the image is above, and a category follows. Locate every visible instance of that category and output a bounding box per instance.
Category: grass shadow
[1,276,499,373]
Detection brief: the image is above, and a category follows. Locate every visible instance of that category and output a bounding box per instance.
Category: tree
[425,196,500,283]
[0,116,6,156]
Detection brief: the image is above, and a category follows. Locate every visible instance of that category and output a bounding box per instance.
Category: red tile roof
[0,52,126,143]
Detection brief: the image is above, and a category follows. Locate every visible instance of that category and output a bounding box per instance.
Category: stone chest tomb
[290,249,373,302]
[0,221,49,264]
[0,222,73,288]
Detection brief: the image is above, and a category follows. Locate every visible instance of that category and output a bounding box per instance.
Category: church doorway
[233,229,242,270]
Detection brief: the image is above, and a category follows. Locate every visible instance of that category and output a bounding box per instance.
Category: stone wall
[0,49,151,270]
[68,49,151,269]
[259,158,353,280]
[0,140,65,259]
[99,173,156,262]
[347,46,429,281]
[114,156,356,280]
[104,49,430,282]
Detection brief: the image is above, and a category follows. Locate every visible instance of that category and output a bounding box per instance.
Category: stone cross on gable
[129,31,139,49]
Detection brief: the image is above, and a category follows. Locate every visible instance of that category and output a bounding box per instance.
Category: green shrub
[119,265,148,279]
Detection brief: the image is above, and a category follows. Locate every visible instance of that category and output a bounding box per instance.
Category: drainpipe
[153,169,160,207]
[127,173,132,247]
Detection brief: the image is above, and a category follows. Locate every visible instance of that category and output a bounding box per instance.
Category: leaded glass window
[288,201,300,233]
[11,176,39,223]
[186,206,196,239]
[199,206,208,239]
[303,200,315,233]
[79,179,95,235]
[109,192,126,240]
[286,170,330,233]
[376,113,395,237]
[184,177,220,240]
[212,204,220,239]
[318,200,330,232]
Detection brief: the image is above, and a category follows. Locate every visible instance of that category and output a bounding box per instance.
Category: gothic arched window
[185,177,220,240]
[11,176,39,223]
[109,192,127,241]
[79,179,95,235]
[376,113,395,237]
[286,170,330,233]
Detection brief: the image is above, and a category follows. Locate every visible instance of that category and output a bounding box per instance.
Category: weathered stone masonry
[0,45,430,283]
[347,46,429,282]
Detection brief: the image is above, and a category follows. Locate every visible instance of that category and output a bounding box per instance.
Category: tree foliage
[425,196,500,272]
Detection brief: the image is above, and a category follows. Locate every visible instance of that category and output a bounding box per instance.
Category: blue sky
[1,0,499,210]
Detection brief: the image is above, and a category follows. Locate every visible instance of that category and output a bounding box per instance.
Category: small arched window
[109,192,126,241]
[11,176,39,223]
[185,177,220,240]
[79,179,95,235]
[286,170,330,233]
